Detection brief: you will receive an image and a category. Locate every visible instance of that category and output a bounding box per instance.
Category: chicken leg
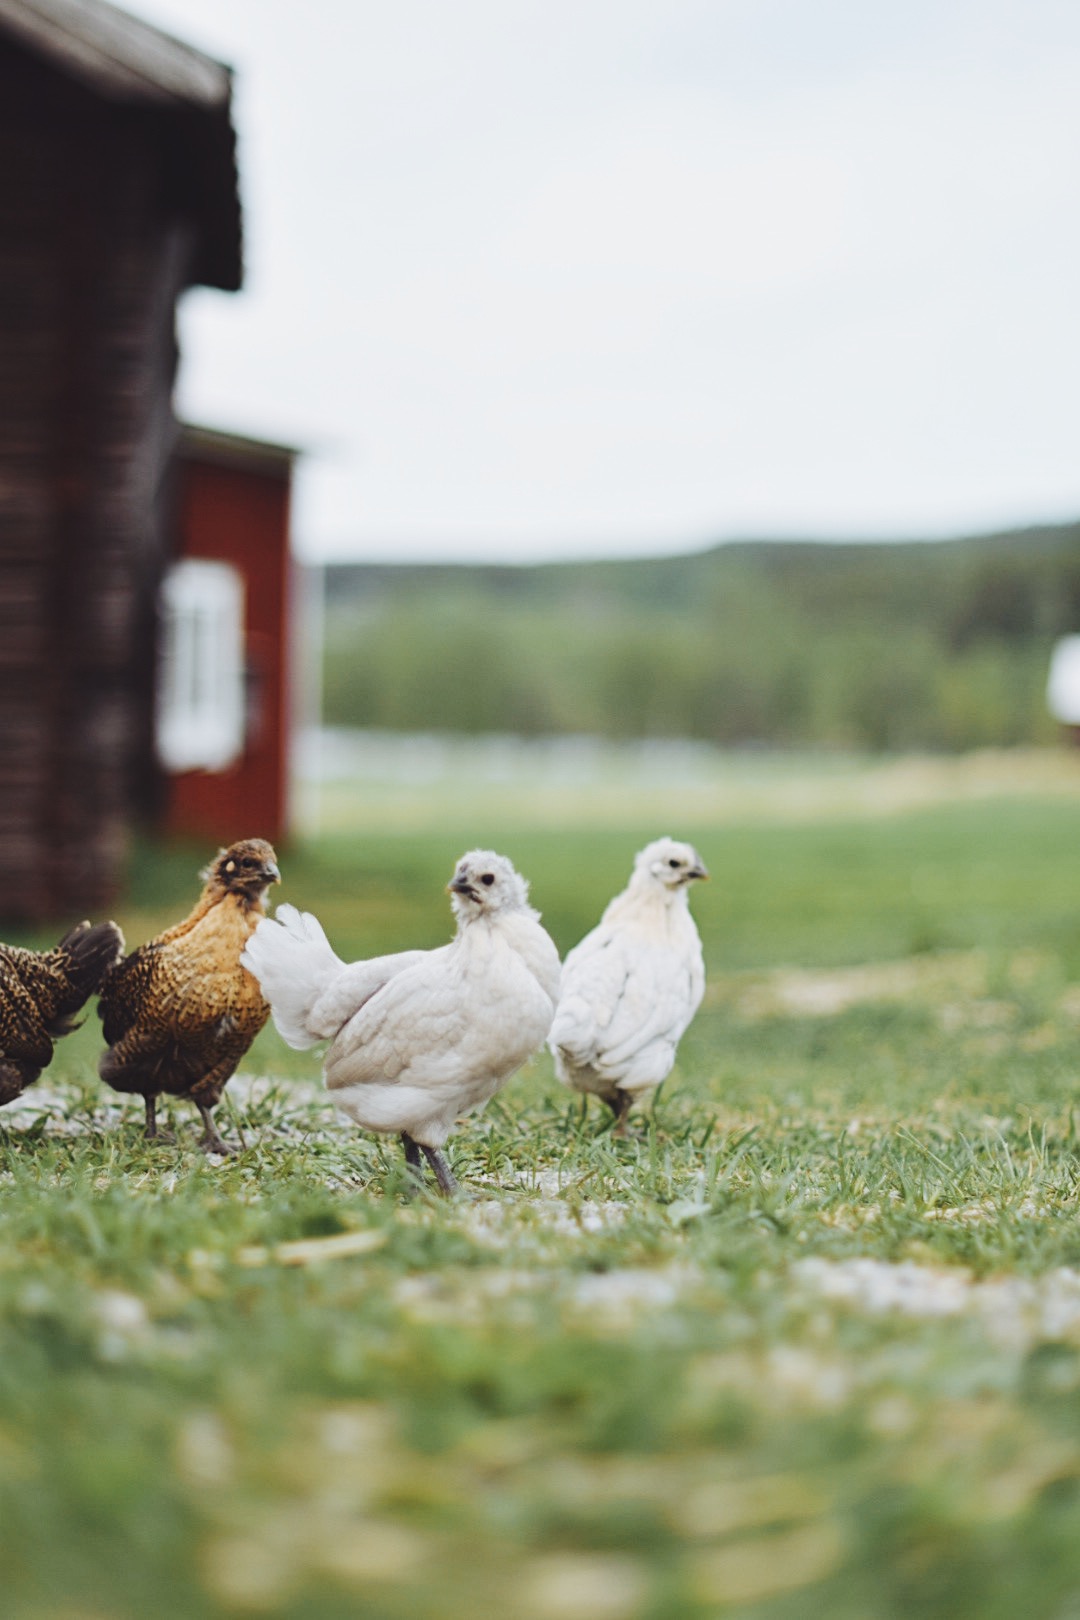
[401,1130,458,1196]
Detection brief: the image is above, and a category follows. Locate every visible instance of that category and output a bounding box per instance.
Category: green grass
[5,754,1080,1617]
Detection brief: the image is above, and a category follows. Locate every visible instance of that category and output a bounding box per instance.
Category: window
[156,559,246,772]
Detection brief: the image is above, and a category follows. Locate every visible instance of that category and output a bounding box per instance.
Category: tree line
[321,523,1080,751]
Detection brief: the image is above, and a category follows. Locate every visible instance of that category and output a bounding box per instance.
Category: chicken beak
[264,862,281,884]
[688,863,709,881]
[449,878,477,901]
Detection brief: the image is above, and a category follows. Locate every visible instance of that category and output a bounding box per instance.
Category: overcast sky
[132,0,1080,564]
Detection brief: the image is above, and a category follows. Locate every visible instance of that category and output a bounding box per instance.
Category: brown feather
[0,920,124,1105]
[97,839,280,1150]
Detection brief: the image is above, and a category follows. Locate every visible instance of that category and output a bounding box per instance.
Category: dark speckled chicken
[0,921,125,1106]
[97,839,280,1153]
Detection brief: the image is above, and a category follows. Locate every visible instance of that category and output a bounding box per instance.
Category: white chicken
[549,837,708,1130]
[240,850,561,1194]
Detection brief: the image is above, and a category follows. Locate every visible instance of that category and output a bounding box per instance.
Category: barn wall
[165,452,293,846]
[0,43,186,922]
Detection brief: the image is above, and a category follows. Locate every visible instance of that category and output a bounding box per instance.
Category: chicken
[241,849,561,1195]
[548,837,708,1130]
[97,839,280,1153]
[0,921,125,1106]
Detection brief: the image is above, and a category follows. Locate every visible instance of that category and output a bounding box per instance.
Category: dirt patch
[726,950,988,1020]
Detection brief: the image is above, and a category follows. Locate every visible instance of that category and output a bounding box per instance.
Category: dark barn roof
[0,0,242,289]
[179,424,301,480]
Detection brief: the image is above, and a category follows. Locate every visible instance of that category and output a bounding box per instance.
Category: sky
[131,0,1080,565]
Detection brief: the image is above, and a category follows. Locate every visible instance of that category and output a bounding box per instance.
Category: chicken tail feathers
[547,994,598,1070]
[51,920,126,1036]
[240,903,344,1049]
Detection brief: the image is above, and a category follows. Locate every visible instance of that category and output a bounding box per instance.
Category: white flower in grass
[522,1552,647,1619]
[92,1290,150,1361]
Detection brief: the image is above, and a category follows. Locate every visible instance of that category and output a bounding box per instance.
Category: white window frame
[156,559,246,772]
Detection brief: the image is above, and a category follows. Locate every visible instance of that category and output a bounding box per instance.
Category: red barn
[0,0,243,920]
[0,0,304,919]
[158,426,299,846]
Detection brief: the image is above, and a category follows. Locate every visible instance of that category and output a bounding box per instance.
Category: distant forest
[321,522,1080,751]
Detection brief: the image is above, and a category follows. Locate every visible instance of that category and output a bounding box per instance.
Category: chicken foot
[196,1101,243,1156]
[400,1130,458,1197]
[142,1094,176,1143]
[607,1088,635,1138]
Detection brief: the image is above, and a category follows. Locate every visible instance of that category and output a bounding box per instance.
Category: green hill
[321,522,1080,751]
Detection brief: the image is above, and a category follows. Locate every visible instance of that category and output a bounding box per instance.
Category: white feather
[549,837,707,1112]
[240,903,345,1049]
[243,853,561,1150]
[241,901,433,1050]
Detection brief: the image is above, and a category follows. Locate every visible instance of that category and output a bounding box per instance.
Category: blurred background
[2,0,1079,922]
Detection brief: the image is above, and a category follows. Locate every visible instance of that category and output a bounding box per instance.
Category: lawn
[4,746,1080,1619]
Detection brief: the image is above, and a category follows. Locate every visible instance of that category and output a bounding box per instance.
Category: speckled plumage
[0,921,124,1105]
[97,839,280,1152]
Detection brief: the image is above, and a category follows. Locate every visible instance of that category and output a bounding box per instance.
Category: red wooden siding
[165,432,296,845]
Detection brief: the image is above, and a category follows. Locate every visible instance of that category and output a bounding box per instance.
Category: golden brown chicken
[0,921,125,1106]
[97,839,280,1153]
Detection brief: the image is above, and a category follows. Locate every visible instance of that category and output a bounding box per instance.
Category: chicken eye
[668,858,682,869]
[481,873,496,886]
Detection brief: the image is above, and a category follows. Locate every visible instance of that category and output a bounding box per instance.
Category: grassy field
[5,747,1080,1618]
